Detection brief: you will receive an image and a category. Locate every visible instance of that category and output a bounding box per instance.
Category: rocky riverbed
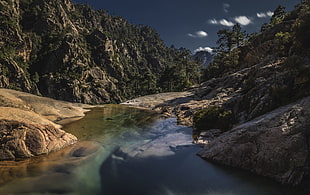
[122,58,310,186]
[1,60,310,186]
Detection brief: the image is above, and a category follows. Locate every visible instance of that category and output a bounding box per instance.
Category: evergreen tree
[270,5,287,25]
[216,29,233,52]
[205,24,246,79]
[232,24,246,47]
[159,48,202,91]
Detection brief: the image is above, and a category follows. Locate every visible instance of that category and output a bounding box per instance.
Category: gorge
[1,0,310,194]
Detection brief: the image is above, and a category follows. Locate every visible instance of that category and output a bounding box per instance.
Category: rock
[0,88,91,125]
[194,129,222,145]
[0,119,77,160]
[0,75,9,88]
[198,96,310,186]
[0,88,91,161]
[199,129,222,137]
[0,58,37,94]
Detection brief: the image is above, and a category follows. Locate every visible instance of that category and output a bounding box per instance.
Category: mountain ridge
[0,0,201,104]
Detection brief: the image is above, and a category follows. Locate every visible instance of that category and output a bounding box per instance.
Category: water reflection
[0,105,308,194]
[63,105,159,141]
[0,105,159,194]
[0,140,102,194]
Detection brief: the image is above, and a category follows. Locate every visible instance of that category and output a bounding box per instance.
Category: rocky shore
[0,88,92,160]
[122,57,310,186]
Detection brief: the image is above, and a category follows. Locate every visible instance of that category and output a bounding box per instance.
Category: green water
[0,105,308,194]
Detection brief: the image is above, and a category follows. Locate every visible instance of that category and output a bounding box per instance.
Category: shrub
[193,105,235,132]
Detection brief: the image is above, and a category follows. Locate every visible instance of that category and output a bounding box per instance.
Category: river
[0,105,307,194]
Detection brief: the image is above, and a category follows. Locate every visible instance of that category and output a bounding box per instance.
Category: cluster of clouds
[209,16,252,27]
[189,3,275,53]
[207,3,274,27]
[188,3,275,38]
[257,11,274,18]
[208,11,274,27]
[194,47,213,53]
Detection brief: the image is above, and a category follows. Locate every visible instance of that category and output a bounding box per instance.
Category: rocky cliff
[0,0,200,104]
[193,51,213,68]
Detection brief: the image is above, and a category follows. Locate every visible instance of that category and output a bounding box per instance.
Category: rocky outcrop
[193,51,213,68]
[125,88,310,186]
[0,88,91,161]
[0,119,77,160]
[198,96,310,186]
[0,58,37,93]
[123,55,310,186]
[122,1,310,186]
[0,0,38,94]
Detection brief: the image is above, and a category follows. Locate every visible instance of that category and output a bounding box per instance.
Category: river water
[0,105,307,194]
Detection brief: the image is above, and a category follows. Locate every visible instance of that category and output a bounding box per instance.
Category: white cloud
[209,18,234,27]
[194,47,213,53]
[208,18,218,24]
[267,11,274,17]
[219,19,235,27]
[234,16,252,26]
[188,30,208,38]
[257,12,267,18]
[223,3,230,13]
[257,11,274,18]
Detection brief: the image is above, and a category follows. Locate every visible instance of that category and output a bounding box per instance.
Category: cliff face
[0,0,197,104]
[0,0,38,93]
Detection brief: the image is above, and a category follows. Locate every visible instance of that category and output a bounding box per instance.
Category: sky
[75,0,301,53]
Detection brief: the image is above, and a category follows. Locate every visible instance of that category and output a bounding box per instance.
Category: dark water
[0,105,308,194]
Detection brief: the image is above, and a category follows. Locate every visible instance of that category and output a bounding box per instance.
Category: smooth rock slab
[198,96,310,186]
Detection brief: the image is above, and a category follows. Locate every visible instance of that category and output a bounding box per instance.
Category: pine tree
[270,5,287,25]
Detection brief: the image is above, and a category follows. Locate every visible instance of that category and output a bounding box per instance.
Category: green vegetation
[193,1,310,132]
[1,0,309,106]
[270,55,310,107]
[261,5,287,32]
[293,0,310,56]
[205,24,246,79]
[159,49,202,92]
[1,0,202,102]
[193,106,235,131]
[205,1,310,81]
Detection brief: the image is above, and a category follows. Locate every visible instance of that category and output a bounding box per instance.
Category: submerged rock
[198,96,310,186]
[0,119,77,160]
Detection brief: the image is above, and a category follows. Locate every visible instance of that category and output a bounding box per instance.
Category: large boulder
[0,119,77,160]
[0,88,90,161]
[198,96,310,186]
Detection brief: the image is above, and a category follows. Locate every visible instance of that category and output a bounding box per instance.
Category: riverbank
[121,77,310,187]
[1,87,310,188]
[2,105,305,194]
[0,88,93,160]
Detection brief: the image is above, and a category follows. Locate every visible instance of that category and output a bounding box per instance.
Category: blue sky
[76,0,300,53]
